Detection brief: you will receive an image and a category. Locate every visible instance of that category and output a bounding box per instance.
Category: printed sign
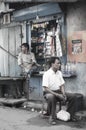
[68,31,86,62]
[72,39,82,54]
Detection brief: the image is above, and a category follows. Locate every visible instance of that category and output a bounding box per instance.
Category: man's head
[21,43,29,53]
[50,57,61,72]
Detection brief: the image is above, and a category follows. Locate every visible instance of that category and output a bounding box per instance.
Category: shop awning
[4,0,78,3]
[13,3,62,22]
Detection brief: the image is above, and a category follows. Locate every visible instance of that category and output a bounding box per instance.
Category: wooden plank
[0,77,25,80]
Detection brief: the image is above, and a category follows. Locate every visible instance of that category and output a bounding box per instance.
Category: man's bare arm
[43,86,65,100]
[60,85,67,100]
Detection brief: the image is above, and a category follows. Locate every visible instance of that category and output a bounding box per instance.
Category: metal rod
[0,45,17,59]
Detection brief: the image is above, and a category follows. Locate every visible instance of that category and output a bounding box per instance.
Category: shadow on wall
[65,63,86,108]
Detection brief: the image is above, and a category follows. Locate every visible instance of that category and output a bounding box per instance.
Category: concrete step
[0,98,27,107]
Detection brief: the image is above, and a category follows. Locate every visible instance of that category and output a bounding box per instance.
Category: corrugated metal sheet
[0,26,22,77]
[13,3,62,22]
[0,29,6,76]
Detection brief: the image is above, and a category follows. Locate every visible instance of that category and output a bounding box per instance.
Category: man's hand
[63,94,67,101]
[36,63,41,67]
[55,93,65,101]
[55,93,67,103]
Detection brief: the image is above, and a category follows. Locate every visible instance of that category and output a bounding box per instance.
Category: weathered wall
[67,1,86,32]
[66,1,86,108]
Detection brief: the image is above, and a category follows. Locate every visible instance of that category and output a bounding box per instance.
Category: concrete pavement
[0,106,86,130]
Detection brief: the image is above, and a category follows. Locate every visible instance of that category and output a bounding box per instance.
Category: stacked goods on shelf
[31,20,63,69]
[31,23,45,66]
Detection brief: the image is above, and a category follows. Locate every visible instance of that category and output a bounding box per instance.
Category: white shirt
[18,52,36,73]
[42,68,65,91]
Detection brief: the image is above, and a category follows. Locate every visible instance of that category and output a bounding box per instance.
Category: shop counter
[29,74,43,101]
[0,72,77,100]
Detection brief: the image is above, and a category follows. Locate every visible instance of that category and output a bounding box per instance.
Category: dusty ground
[0,106,86,130]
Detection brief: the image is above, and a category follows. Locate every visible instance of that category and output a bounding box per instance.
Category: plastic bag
[57,110,70,121]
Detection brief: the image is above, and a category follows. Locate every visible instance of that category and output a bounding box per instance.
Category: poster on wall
[68,31,86,62]
[72,39,82,54]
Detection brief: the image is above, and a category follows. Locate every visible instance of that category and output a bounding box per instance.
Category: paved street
[0,106,86,130]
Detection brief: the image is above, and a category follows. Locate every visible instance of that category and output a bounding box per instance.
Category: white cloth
[45,25,63,57]
[42,68,65,91]
[55,24,62,57]
[18,52,36,73]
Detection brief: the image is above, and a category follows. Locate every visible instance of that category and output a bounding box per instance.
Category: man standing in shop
[42,57,78,125]
[18,43,39,100]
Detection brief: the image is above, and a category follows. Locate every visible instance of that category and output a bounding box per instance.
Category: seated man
[18,43,39,99]
[42,57,79,125]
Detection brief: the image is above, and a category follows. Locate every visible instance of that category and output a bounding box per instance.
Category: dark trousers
[44,92,77,119]
[23,75,29,100]
[23,65,38,100]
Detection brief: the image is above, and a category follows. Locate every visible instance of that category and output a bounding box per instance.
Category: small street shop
[0,1,85,110]
[13,3,66,100]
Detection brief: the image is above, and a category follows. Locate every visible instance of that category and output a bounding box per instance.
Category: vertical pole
[26,22,31,52]
[26,21,31,100]
[61,13,67,64]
